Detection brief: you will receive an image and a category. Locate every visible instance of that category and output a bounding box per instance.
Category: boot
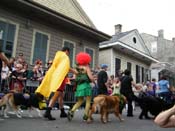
[60,108,67,118]
[44,107,56,120]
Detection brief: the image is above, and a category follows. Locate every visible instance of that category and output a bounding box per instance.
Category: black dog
[136,92,173,119]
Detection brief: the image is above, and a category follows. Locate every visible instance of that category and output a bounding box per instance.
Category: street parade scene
[0,0,175,131]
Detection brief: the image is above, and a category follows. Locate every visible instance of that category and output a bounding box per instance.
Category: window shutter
[0,21,15,58]
[0,21,6,51]
[64,41,74,66]
[115,58,121,77]
[85,48,94,68]
[33,32,48,64]
[136,65,140,83]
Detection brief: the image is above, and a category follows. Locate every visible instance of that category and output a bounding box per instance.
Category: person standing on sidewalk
[157,76,171,103]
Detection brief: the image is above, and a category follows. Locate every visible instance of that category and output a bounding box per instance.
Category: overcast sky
[77,0,175,40]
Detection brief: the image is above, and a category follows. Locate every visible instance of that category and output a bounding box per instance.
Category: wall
[0,7,99,68]
[99,47,150,81]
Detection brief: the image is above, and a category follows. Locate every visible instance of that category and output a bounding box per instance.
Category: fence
[63,84,76,106]
[25,79,40,93]
[25,80,76,106]
[0,78,96,108]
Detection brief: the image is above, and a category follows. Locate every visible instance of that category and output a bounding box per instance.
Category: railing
[25,79,76,106]
[64,84,76,106]
[0,77,97,108]
[25,79,40,93]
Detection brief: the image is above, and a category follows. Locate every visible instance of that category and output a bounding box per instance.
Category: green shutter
[64,41,74,66]
[85,48,94,68]
[33,32,48,64]
[0,21,15,58]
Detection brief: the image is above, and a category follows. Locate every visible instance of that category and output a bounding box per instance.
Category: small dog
[0,92,45,118]
[87,95,125,123]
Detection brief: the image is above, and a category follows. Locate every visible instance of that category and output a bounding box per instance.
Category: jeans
[158,91,172,104]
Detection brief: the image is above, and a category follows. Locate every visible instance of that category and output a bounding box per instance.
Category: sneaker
[83,114,88,121]
[67,110,74,121]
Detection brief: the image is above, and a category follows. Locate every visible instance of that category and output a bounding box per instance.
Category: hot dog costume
[35,51,70,98]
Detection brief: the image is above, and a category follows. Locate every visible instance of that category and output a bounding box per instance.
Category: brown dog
[87,95,124,123]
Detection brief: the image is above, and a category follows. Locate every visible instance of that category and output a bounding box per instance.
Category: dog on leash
[87,95,126,123]
[0,92,45,118]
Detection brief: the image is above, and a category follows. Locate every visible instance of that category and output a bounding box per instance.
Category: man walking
[36,47,73,120]
[120,69,139,117]
[97,64,108,95]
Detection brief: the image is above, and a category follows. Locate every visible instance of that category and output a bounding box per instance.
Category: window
[141,67,144,82]
[63,40,75,67]
[133,37,137,44]
[136,65,140,83]
[0,20,16,58]
[145,69,151,81]
[151,42,157,53]
[127,62,132,74]
[32,31,49,65]
[85,47,94,68]
[115,58,121,77]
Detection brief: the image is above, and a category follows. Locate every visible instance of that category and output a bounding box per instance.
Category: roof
[32,0,96,29]
[0,0,111,42]
[100,30,134,45]
[100,41,159,63]
[100,29,158,63]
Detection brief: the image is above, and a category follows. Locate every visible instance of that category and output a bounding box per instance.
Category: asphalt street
[0,107,174,131]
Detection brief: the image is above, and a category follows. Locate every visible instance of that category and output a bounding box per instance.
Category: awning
[100,41,159,63]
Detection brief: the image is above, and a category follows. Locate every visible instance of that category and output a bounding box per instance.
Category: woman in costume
[67,52,94,121]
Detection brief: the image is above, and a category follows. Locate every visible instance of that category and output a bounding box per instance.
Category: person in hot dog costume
[36,47,73,120]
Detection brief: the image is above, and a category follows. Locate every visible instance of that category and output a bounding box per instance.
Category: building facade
[141,30,175,85]
[99,24,158,83]
[0,0,110,69]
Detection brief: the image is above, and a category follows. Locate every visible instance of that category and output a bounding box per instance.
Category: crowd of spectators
[0,53,174,110]
[0,53,47,93]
